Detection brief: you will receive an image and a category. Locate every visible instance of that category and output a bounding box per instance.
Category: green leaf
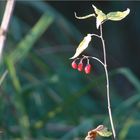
[92,5,107,29]
[70,34,92,59]
[97,126,112,137]
[107,8,130,21]
[92,5,130,28]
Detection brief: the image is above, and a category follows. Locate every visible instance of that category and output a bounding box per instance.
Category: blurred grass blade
[10,13,54,63]
[119,118,134,140]
[0,70,8,86]
[4,11,54,139]
[6,58,30,139]
[6,59,21,92]
[114,93,140,116]
[116,68,140,91]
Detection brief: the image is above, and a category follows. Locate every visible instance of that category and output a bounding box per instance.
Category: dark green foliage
[0,1,140,140]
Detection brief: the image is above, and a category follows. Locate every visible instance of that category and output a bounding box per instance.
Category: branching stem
[91,33,101,39]
[82,55,104,66]
[100,24,116,139]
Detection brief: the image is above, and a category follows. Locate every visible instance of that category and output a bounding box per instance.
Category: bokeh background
[0,1,140,140]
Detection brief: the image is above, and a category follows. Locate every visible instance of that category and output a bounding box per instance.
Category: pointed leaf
[107,8,130,21]
[74,12,95,19]
[92,5,107,29]
[70,34,92,59]
[97,126,112,137]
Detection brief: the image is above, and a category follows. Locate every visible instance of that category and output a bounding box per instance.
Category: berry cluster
[71,58,92,74]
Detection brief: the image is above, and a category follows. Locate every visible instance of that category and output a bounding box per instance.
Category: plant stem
[100,24,116,139]
[0,0,15,61]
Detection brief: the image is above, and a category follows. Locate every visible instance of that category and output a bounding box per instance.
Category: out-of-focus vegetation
[0,1,140,140]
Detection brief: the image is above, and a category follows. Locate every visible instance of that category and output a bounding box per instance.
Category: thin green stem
[100,24,116,139]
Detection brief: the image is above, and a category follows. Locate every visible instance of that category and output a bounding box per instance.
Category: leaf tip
[69,56,74,60]
[127,8,130,14]
[92,4,96,10]
[74,12,77,17]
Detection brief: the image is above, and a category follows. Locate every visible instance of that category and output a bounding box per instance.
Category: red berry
[71,61,77,69]
[84,64,91,74]
[78,63,83,71]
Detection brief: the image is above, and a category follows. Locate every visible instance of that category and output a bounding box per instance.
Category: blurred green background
[0,1,140,140]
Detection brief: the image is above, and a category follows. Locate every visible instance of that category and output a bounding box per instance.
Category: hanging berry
[71,61,77,69]
[78,62,83,71]
[84,64,91,74]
